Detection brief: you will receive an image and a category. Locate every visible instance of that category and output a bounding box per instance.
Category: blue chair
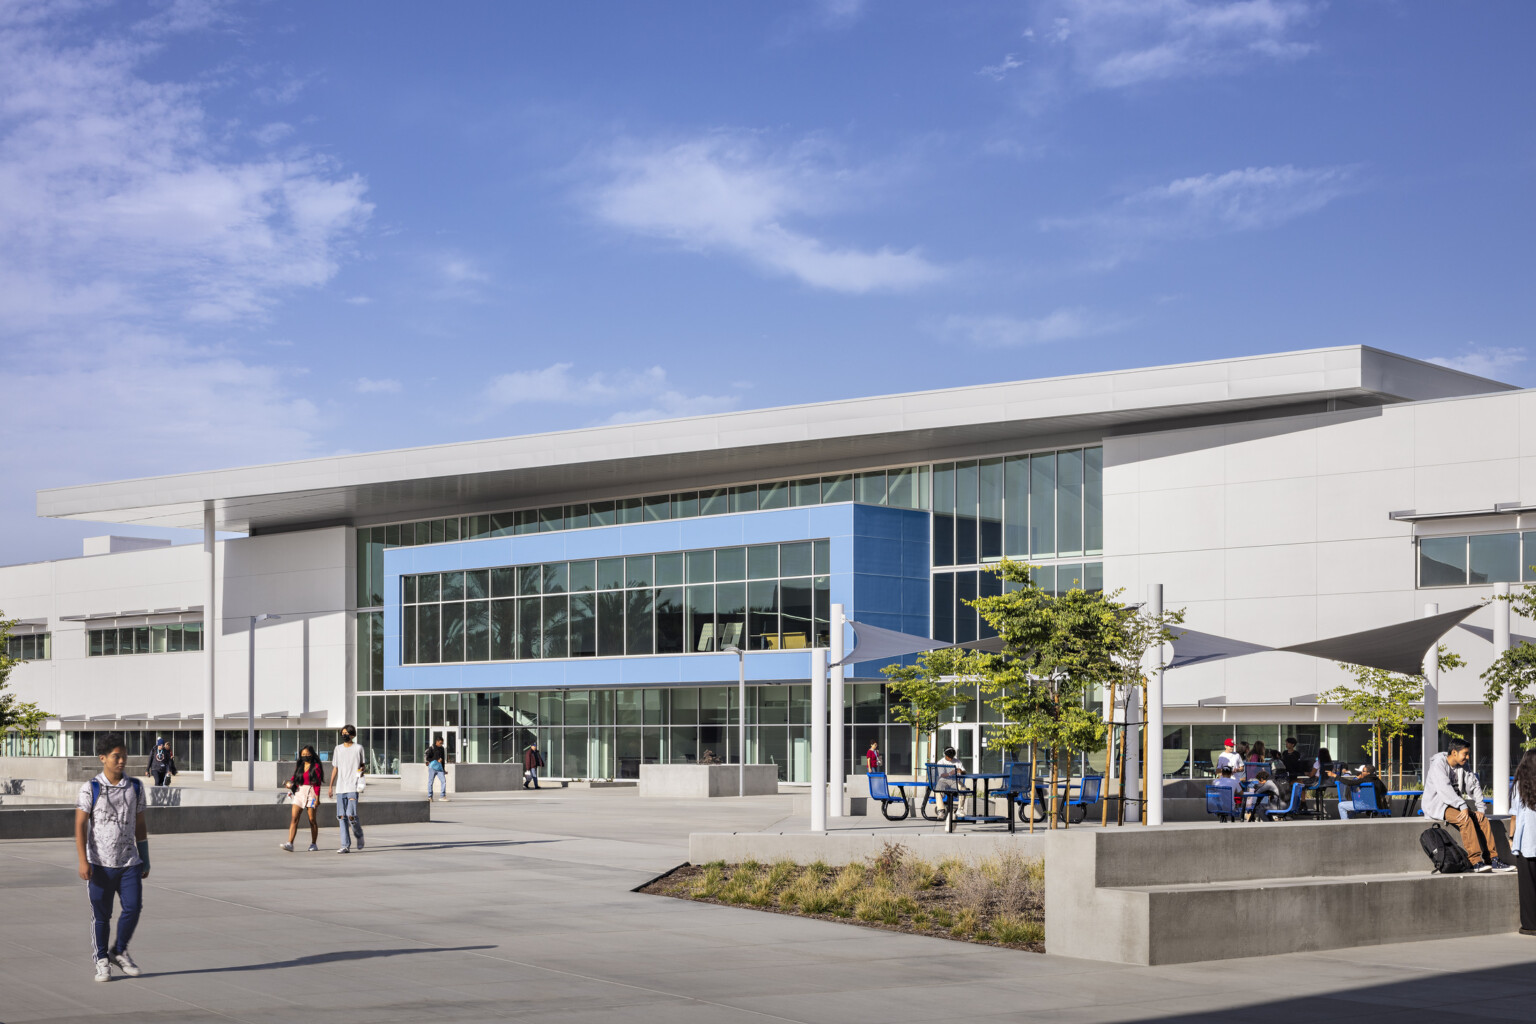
[921,762,966,824]
[993,762,1039,830]
[1339,781,1391,819]
[865,771,912,821]
[1263,783,1304,821]
[1062,775,1104,824]
[1205,786,1239,823]
[1239,790,1270,822]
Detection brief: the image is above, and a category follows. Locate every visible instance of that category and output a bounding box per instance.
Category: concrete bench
[1045,818,1518,965]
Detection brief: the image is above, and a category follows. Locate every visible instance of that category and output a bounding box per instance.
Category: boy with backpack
[74,732,150,982]
[1424,739,1515,873]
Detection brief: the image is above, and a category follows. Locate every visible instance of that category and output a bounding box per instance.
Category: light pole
[724,644,747,796]
[247,613,280,791]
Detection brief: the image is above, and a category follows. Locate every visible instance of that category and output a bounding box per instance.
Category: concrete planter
[638,764,778,798]
[230,761,283,789]
[0,757,103,782]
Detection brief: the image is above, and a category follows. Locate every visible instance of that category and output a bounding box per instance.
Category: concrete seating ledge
[1046,818,1519,965]
[0,797,430,840]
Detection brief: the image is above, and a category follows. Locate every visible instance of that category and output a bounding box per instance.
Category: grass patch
[640,843,1044,952]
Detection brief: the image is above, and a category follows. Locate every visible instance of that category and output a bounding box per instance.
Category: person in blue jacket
[1511,749,1536,936]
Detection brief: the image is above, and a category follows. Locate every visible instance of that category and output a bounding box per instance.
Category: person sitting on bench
[1424,739,1515,873]
[1212,765,1242,816]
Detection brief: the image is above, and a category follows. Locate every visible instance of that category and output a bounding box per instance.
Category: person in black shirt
[149,743,177,787]
[1278,737,1305,779]
[425,734,449,802]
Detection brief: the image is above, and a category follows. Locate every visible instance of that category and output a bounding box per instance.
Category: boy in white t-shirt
[327,725,366,854]
[74,732,149,982]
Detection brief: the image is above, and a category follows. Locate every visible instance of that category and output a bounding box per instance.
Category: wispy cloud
[0,4,366,562]
[587,133,944,294]
[354,377,402,394]
[979,54,1024,82]
[1427,346,1526,383]
[482,363,738,424]
[0,8,372,329]
[1027,0,1319,93]
[937,308,1126,348]
[1045,164,1358,267]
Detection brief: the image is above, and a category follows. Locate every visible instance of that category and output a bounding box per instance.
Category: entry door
[939,724,978,773]
[433,727,459,765]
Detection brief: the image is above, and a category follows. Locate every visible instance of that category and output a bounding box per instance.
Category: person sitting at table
[932,746,966,816]
[1278,737,1305,780]
[1212,765,1242,815]
[1339,763,1388,819]
[1215,739,1243,774]
[1295,747,1336,814]
[1243,769,1281,821]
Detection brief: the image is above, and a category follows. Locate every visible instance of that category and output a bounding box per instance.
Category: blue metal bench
[1263,782,1304,821]
[1205,785,1240,823]
[865,771,925,821]
[1337,779,1391,819]
[1062,774,1104,824]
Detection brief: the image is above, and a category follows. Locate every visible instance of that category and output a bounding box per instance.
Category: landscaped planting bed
[641,844,1044,951]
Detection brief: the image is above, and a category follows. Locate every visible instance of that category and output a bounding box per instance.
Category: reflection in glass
[419,573,440,602]
[517,565,541,596]
[598,557,625,590]
[417,605,440,663]
[686,550,714,583]
[1469,533,1519,584]
[1084,447,1103,555]
[442,604,465,662]
[626,588,654,655]
[570,594,595,657]
[716,547,746,581]
[1419,537,1467,587]
[626,555,654,588]
[491,599,515,660]
[791,478,820,506]
[1057,448,1084,557]
[979,457,1003,562]
[543,596,569,658]
[1030,453,1055,557]
[597,591,625,656]
[759,481,789,509]
[655,552,684,587]
[465,601,489,660]
[730,485,758,513]
[700,488,728,515]
[748,544,778,579]
[780,541,812,578]
[932,574,954,643]
[780,577,813,649]
[955,571,977,644]
[516,597,541,659]
[749,580,779,650]
[716,581,746,652]
[687,585,715,652]
[821,475,852,503]
[655,586,684,654]
[856,471,886,505]
[568,559,596,593]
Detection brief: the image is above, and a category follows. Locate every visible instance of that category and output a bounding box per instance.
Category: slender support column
[828,603,846,818]
[1421,602,1440,782]
[1145,583,1165,827]
[736,650,746,798]
[810,646,828,832]
[1494,582,1511,815]
[202,502,216,781]
[247,616,257,792]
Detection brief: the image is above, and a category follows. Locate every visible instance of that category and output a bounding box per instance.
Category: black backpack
[1420,823,1473,874]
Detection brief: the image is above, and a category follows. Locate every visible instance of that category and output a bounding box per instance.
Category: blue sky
[2,0,1532,565]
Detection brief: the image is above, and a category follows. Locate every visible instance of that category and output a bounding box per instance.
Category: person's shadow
[151,945,497,977]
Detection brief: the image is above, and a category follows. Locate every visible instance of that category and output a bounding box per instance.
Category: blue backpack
[88,777,145,813]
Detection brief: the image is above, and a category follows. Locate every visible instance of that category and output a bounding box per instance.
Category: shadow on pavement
[374,838,562,852]
[150,945,498,976]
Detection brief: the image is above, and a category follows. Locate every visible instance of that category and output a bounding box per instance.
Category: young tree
[970,560,1183,828]
[0,615,50,753]
[1321,645,1463,788]
[882,646,976,770]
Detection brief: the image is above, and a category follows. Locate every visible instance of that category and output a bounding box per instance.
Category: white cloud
[587,134,944,294]
[937,308,1125,348]
[482,363,738,424]
[252,121,294,146]
[354,377,402,394]
[1029,0,1318,92]
[979,54,1024,81]
[0,9,373,329]
[1045,164,1357,266]
[0,5,368,563]
[1427,346,1526,383]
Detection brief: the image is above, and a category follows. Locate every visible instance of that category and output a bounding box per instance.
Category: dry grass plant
[642,842,1044,952]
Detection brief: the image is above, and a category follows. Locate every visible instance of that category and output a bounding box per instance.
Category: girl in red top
[281,746,325,852]
[865,741,883,772]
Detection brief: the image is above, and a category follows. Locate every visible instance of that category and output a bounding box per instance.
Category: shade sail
[1277,605,1480,675]
[1457,623,1536,648]
[835,620,942,666]
[1168,628,1274,669]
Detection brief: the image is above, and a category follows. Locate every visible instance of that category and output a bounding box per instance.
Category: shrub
[989,913,1044,946]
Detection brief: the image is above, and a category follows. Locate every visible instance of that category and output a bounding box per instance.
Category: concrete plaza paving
[4,787,1536,1024]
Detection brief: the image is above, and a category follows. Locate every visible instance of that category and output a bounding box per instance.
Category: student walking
[425,734,449,801]
[74,732,149,982]
[327,726,366,854]
[148,742,177,787]
[523,742,545,789]
[1510,749,1536,935]
[281,746,325,852]
[865,740,882,772]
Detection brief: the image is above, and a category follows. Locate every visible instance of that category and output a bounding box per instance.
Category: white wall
[1104,390,1536,713]
[0,527,354,728]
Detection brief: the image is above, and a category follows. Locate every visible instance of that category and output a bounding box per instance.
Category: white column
[1145,583,1165,826]
[810,645,828,832]
[247,616,257,791]
[1421,602,1440,782]
[203,502,217,781]
[1124,685,1142,822]
[828,603,846,818]
[1494,582,1511,815]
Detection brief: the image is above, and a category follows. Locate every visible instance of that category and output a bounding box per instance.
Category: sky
[1,0,1532,566]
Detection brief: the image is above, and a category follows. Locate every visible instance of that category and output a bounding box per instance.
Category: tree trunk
[1101,682,1115,828]
[1049,752,1059,830]
[1140,685,1149,824]
[1028,742,1037,835]
[1116,715,1128,826]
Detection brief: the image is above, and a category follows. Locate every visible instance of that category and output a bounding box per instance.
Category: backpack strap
[89,778,100,813]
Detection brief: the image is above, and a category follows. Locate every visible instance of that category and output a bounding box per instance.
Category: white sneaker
[108,950,140,977]
[1491,860,1518,874]
[337,847,350,854]
[94,958,111,982]
[1474,862,1493,873]
[279,841,293,852]
[306,843,318,852]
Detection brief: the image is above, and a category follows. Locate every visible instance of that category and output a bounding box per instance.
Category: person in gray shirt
[1424,739,1514,873]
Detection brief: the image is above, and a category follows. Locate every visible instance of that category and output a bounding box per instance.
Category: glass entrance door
[939,724,978,773]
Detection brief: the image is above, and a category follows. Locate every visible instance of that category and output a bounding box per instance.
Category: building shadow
[371,838,562,852]
[1111,956,1536,1023]
[151,945,498,977]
